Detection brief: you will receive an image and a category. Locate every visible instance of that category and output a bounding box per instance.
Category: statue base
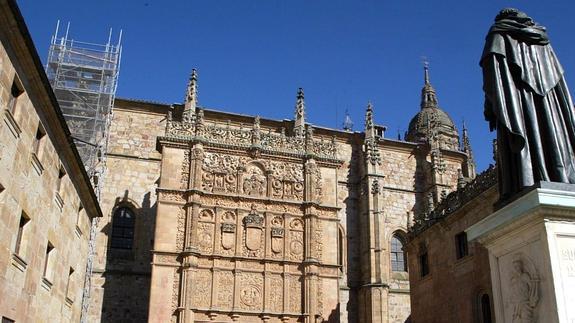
[467,184,575,322]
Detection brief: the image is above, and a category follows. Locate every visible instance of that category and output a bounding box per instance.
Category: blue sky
[17,0,575,172]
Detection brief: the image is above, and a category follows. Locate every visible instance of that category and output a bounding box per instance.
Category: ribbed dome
[406,107,457,142]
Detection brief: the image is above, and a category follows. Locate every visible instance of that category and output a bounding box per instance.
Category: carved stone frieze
[158,190,185,204]
[202,153,242,193]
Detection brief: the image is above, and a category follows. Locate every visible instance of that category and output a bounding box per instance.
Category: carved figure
[510,255,539,323]
[481,8,575,201]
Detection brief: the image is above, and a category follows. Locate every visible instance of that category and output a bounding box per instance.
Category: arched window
[391,233,407,272]
[110,207,135,249]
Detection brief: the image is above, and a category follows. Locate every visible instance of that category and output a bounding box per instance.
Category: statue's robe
[481,32,575,200]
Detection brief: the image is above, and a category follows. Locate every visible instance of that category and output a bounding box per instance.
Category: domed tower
[406,64,460,151]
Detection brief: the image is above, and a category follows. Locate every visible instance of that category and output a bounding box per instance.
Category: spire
[294,87,305,137]
[461,120,477,178]
[365,101,375,139]
[183,69,198,120]
[343,109,353,132]
[420,61,439,110]
[364,102,381,165]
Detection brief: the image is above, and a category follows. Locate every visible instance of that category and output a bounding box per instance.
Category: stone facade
[0,1,102,322]
[84,64,475,322]
[407,167,498,323]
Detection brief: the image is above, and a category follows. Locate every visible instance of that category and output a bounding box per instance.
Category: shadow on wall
[100,189,157,323]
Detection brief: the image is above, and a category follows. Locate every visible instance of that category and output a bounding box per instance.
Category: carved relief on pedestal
[215,270,234,309]
[202,153,241,193]
[509,253,540,323]
[288,275,302,313]
[191,269,212,309]
[270,216,284,258]
[269,274,284,313]
[242,205,265,258]
[220,211,236,255]
[242,163,267,196]
[288,218,305,261]
[239,273,264,311]
[198,209,215,254]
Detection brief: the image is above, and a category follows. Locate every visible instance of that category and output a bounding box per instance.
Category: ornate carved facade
[86,66,476,323]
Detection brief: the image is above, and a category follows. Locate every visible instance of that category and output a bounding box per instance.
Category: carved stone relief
[176,208,185,251]
[215,270,234,309]
[289,275,302,313]
[180,149,190,189]
[289,218,305,261]
[198,209,215,254]
[202,153,242,193]
[191,269,212,308]
[269,162,304,200]
[270,216,285,258]
[242,164,267,196]
[239,273,264,311]
[269,275,283,313]
[171,269,180,311]
[242,206,265,258]
[509,253,539,323]
[220,210,236,255]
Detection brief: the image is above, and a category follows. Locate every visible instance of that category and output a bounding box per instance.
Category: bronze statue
[481,8,575,201]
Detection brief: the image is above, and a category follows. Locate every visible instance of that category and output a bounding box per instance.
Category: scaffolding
[46,21,122,323]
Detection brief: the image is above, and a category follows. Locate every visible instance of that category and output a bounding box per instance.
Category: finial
[422,56,430,85]
[343,108,353,132]
[183,69,198,121]
[294,87,306,137]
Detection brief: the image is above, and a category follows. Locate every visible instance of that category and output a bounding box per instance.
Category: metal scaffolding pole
[46,21,122,323]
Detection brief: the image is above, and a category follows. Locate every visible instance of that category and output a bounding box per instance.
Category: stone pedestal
[467,185,575,323]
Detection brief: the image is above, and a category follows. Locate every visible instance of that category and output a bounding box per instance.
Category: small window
[110,207,135,249]
[43,242,54,279]
[66,267,75,297]
[14,212,30,255]
[2,317,15,323]
[33,123,46,157]
[391,234,407,272]
[7,76,24,115]
[57,166,66,193]
[455,232,469,259]
[419,251,429,277]
[338,227,345,272]
[480,293,492,323]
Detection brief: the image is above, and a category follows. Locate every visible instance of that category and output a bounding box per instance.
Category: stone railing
[412,165,497,233]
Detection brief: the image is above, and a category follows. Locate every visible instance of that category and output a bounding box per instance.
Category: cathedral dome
[405,65,460,150]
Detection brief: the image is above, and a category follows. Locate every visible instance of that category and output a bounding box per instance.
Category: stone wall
[0,37,94,323]
[407,186,497,323]
[87,101,166,323]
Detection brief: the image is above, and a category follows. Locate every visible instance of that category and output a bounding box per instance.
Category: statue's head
[495,8,534,26]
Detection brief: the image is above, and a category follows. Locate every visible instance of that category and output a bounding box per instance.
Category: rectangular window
[420,252,429,277]
[2,317,15,323]
[43,242,54,279]
[14,212,30,255]
[65,267,75,297]
[455,232,469,259]
[33,123,46,157]
[7,76,24,115]
[57,166,66,193]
